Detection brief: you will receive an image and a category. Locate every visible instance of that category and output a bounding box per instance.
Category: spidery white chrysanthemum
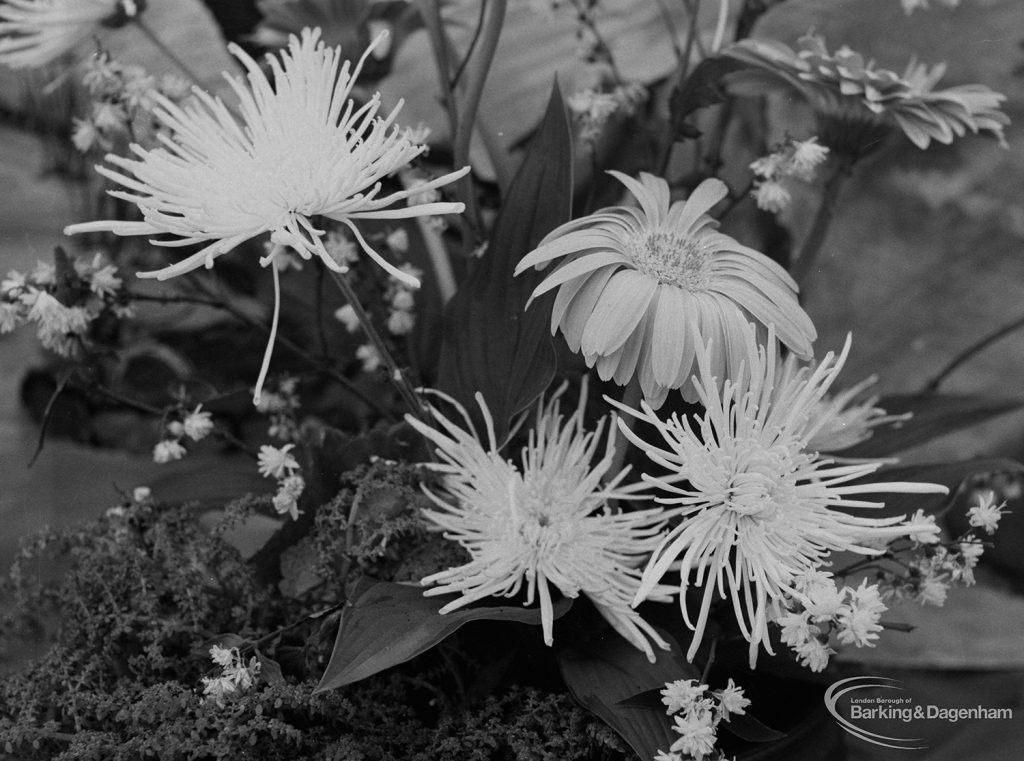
[610,325,948,667]
[514,171,816,408]
[0,0,127,70]
[774,354,910,453]
[405,381,673,661]
[64,28,468,403]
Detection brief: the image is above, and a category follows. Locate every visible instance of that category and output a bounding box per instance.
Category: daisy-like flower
[514,171,816,408]
[714,679,750,719]
[64,28,469,403]
[153,439,186,464]
[610,324,948,666]
[723,33,1009,154]
[0,0,129,70]
[257,443,299,479]
[405,381,672,661]
[182,405,214,441]
[967,489,1008,534]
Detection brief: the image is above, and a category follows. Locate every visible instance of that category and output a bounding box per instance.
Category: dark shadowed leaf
[669,56,743,140]
[721,712,788,743]
[315,581,571,691]
[437,81,572,443]
[558,629,698,760]
[255,649,285,686]
[846,458,1024,520]
[839,394,1024,458]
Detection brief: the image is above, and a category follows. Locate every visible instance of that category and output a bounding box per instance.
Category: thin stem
[657,0,702,174]
[328,270,428,421]
[131,17,207,90]
[452,0,507,242]
[791,160,853,287]
[608,376,644,476]
[399,172,458,302]
[175,276,388,416]
[252,263,282,406]
[924,311,1024,392]
[700,635,718,683]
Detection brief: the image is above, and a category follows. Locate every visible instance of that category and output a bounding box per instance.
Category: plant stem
[328,270,427,421]
[923,311,1024,392]
[131,16,207,90]
[700,635,718,683]
[791,160,852,287]
[608,376,644,476]
[451,0,506,243]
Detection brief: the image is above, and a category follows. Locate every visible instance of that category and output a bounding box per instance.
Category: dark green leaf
[721,712,787,743]
[437,80,573,443]
[558,629,698,761]
[315,581,571,691]
[255,649,285,687]
[669,56,742,140]
[839,394,1024,458]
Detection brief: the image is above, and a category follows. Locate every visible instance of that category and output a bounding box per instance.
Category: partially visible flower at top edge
[404,380,674,662]
[608,323,948,668]
[0,0,136,70]
[722,33,1009,154]
[774,353,911,453]
[901,0,961,14]
[63,27,469,404]
[514,171,816,408]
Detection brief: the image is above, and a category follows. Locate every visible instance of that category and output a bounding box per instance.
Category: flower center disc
[627,230,713,290]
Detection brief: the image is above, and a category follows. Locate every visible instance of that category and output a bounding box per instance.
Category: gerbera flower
[406,381,672,661]
[610,325,948,666]
[0,0,129,70]
[64,28,468,402]
[723,33,1008,153]
[514,171,815,408]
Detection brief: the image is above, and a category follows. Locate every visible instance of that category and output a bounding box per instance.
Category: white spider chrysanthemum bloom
[0,0,124,70]
[610,325,948,667]
[64,28,469,403]
[774,355,910,453]
[514,171,816,408]
[405,382,673,662]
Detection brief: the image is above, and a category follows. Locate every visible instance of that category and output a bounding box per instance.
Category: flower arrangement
[0,1,1019,759]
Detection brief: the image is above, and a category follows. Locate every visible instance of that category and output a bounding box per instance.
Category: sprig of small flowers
[655,678,750,761]
[152,405,214,463]
[1,253,125,356]
[200,644,261,708]
[258,443,305,521]
[750,137,830,213]
[73,51,189,154]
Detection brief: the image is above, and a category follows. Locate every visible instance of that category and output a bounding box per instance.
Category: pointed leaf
[721,712,787,743]
[255,649,285,687]
[315,581,571,691]
[840,394,1024,458]
[847,458,1024,520]
[438,81,572,443]
[558,630,698,761]
[669,56,743,140]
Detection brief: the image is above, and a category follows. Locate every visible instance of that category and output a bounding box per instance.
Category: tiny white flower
[386,309,416,336]
[334,304,361,333]
[1,269,27,295]
[918,574,949,606]
[794,637,832,672]
[788,137,830,180]
[71,118,103,153]
[385,227,409,254]
[324,230,360,268]
[166,420,185,438]
[132,486,151,502]
[30,261,55,286]
[391,289,415,311]
[714,678,750,720]
[91,100,127,131]
[752,179,792,213]
[257,443,299,479]
[0,302,19,333]
[907,509,942,545]
[661,679,708,715]
[835,581,887,648]
[670,710,717,759]
[749,152,787,180]
[272,487,301,521]
[209,644,235,668]
[153,439,186,463]
[356,343,382,372]
[182,405,214,441]
[88,261,122,298]
[967,490,1007,535]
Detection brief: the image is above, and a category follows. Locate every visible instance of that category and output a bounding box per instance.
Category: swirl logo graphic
[824,676,928,750]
